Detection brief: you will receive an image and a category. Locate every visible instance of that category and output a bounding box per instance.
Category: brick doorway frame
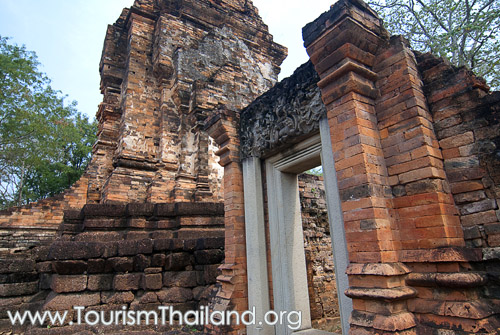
[242,118,352,335]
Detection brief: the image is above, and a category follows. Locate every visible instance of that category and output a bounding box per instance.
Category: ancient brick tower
[0,1,287,333]
[86,0,287,204]
[0,0,285,252]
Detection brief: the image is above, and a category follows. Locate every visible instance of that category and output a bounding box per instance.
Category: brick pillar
[303,1,417,333]
[375,36,464,250]
[86,15,127,204]
[205,108,248,335]
[101,11,160,203]
[146,19,180,203]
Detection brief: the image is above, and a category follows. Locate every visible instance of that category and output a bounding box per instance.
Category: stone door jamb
[242,117,352,335]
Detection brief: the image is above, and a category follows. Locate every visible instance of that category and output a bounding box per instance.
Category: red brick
[414,215,461,228]
[378,105,420,130]
[488,234,500,246]
[460,210,498,226]
[381,132,406,149]
[439,132,475,149]
[400,227,449,240]
[349,275,403,289]
[344,207,391,222]
[397,203,457,219]
[399,167,446,184]
[450,181,484,194]
[335,153,367,171]
[446,167,487,183]
[386,152,412,167]
[398,135,434,154]
[428,80,469,104]
[388,156,443,176]
[410,145,443,160]
[348,241,385,253]
[393,192,453,209]
[403,123,436,140]
[442,147,461,159]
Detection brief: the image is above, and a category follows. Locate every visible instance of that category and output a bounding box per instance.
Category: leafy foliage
[0,36,96,209]
[367,0,500,90]
[305,166,323,176]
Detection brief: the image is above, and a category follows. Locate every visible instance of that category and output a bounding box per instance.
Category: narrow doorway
[300,169,342,333]
[264,125,351,335]
[243,119,352,335]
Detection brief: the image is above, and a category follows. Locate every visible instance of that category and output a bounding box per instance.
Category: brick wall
[0,174,89,254]
[417,53,500,249]
[299,174,341,332]
[0,258,39,330]
[416,52,500,311]
[60,202,225,241]
[0,202,225,333]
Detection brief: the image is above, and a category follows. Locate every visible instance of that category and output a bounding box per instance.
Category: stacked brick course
[0,203,224,333]
[0,175,89,254]
[0,258,39,330]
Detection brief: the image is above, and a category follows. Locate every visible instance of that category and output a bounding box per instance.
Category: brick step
[177,228,224,239]
[62,202,224,234]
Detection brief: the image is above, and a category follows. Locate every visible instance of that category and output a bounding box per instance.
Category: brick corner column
[205,107,248,335]
[304,1,417,334]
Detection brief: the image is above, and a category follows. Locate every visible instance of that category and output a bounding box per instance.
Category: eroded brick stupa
[89,0,287,204]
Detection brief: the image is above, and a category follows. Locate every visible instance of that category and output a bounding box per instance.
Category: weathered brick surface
[299,174,341,330]
[0,176,89,254]
[304,0,500,334]
[205,108,248,334]
[93,0,285,205]
[87,274,113,291]
[0,201,226,331]
[1,236,223,329]
[417,52,500,250]
[50,275,87,293]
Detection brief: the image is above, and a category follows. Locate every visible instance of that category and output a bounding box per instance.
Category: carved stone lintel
[239,61,326,159]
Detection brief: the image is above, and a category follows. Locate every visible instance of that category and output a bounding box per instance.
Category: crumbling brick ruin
[1,0,500,334]
[0,0,285,333]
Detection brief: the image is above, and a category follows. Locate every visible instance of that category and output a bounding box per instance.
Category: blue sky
[0,0,334,120]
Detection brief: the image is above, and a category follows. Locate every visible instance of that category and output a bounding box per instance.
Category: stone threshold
[294,328,340,335]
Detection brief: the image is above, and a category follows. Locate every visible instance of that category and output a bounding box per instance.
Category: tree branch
[415,0,450,32]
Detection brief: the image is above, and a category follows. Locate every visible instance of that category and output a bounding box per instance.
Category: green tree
[0,36,96,209]
[367,0,500,89]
